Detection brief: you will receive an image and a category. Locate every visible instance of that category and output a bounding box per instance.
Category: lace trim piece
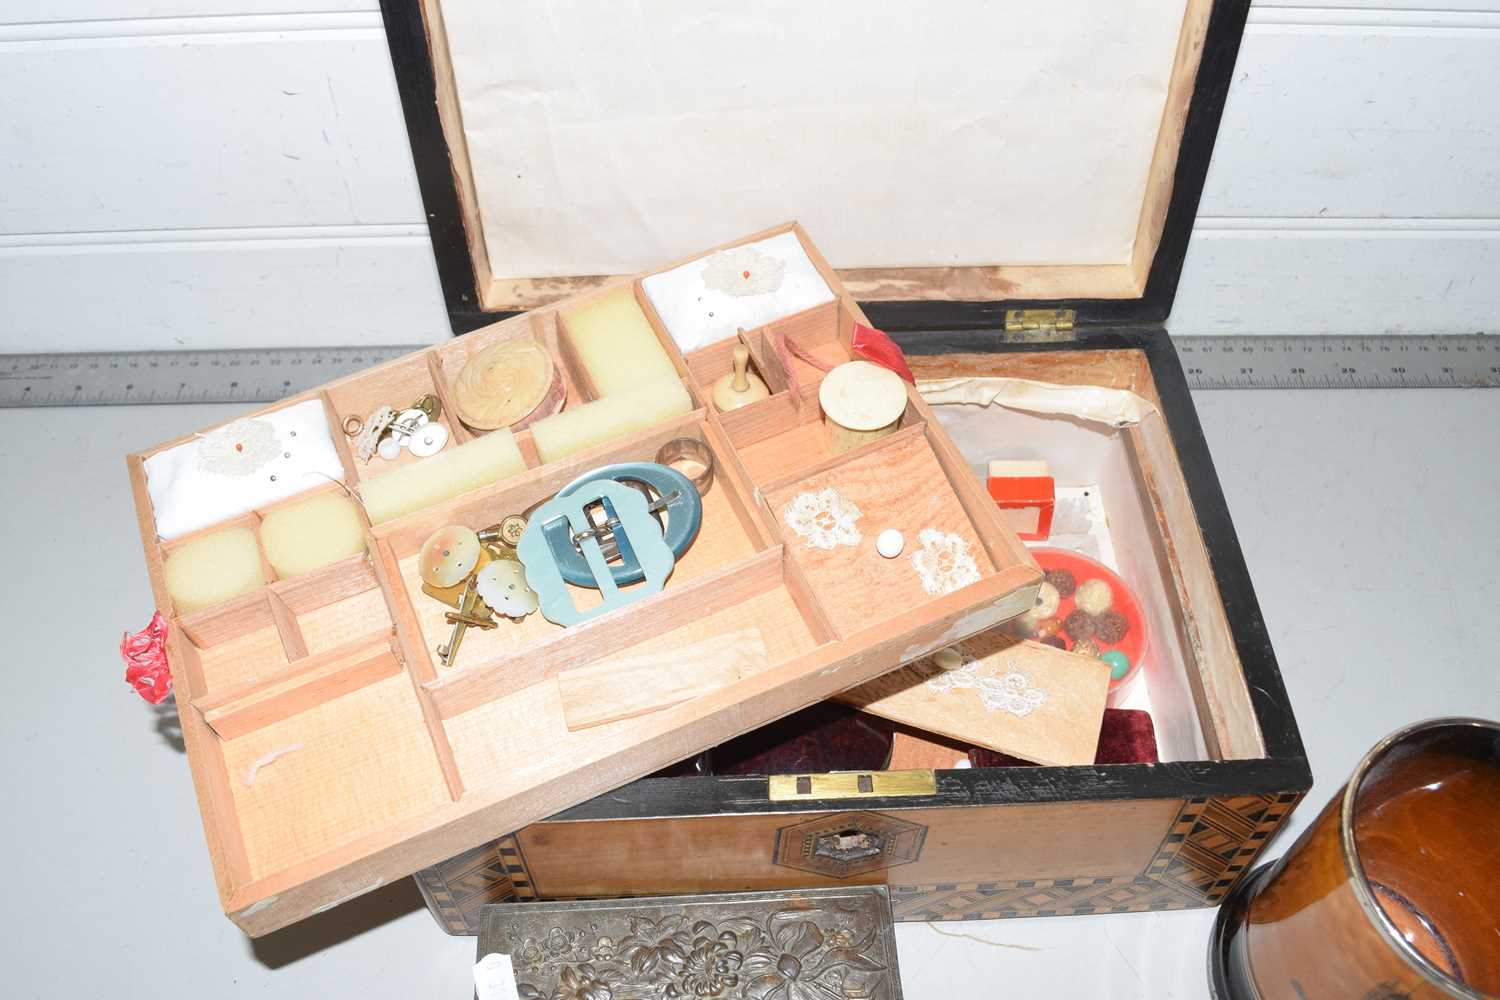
[354,405,397,462]
[196,418,281,476]
[910,528,980,595]
[925,654,1048,718]
[782,487,863,550]
[701,246,786,297]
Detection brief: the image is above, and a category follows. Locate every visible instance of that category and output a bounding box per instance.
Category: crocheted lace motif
[354,405,397,462]
[925,652,1049,718]
[702,246,786,297]
[910,528,980,595]
[782,488,862,550]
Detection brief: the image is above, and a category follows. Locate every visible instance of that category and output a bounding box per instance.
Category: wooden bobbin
[712,344,770,412]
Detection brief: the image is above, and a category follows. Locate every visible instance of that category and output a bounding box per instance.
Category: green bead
[1101,650,1131,681]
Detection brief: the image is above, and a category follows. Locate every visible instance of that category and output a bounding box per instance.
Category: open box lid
[381,0,1247,333]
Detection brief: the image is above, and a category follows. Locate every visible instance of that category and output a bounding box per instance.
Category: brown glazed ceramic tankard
[1211,717,1500,999]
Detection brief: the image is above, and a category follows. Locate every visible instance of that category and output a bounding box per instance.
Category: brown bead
[1095,609,1130,644]
[1045,568,1077,597]
[1063,609,1096,641]
[1072,638,1102,658]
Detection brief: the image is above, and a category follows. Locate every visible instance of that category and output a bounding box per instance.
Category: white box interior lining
[934,400,1213,764]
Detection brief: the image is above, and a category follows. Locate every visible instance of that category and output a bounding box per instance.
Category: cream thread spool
[818,360,907,455]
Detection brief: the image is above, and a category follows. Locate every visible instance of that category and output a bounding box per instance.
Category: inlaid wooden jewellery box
[369,0,1313,935]
[124,0,1309,939]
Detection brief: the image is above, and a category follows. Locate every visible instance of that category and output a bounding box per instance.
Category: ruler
[0,335,1495,407]
[1172,334,1499,389]
[0,346,420,407]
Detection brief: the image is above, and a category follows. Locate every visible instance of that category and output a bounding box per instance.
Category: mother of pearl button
[419,524,481,588]
[408,421,450,458]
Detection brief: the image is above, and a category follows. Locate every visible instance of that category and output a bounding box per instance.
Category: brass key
[436,575,483,667]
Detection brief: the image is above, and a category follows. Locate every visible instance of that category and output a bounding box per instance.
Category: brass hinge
[1003,308,1076,343]
[767,770,938,801]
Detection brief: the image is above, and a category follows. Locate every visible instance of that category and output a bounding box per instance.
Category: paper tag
[473,953,520,1000]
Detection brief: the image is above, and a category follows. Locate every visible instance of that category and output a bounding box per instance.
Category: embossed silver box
[476,887,903,1000]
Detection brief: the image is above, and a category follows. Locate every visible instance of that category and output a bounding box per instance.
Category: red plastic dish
[1028,547,1148,699]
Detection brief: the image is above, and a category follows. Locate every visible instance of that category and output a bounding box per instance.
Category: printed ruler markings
[0,336,1495,407]
[1171,335,1498,390]
[0,346,421,407]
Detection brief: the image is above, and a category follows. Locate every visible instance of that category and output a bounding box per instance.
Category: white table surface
[2,387,1496,998]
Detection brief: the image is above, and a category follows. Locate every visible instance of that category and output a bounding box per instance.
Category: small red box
[986,460,1055,541]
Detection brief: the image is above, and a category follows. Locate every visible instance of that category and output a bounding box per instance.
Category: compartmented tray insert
[127,223,1040,935]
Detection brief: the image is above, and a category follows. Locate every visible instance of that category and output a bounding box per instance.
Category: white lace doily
[925,654,1049,718]
[910,528,981,595]
[196,418,281,476]
[701,245,787,297]
[782,487,862,550]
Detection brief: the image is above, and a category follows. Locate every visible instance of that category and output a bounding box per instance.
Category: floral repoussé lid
[476,887,903,1000]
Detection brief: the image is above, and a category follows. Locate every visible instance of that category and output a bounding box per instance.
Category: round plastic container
[1028,547,1148,703]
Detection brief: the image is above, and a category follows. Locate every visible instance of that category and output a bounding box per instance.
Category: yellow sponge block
[361,429,527,525]
[562,286,679,397]
[531,376,693,465]
[164,526,266,613]
[260,493,367,578]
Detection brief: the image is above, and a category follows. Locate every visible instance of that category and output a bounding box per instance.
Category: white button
[408,421,450,458]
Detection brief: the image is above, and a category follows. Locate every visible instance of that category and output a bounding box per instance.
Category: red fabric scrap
[850,322,916,384]
[121,611,173,705]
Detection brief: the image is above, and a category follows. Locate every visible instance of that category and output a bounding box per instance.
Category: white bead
[876,528,904,558]
[376,436,403,461]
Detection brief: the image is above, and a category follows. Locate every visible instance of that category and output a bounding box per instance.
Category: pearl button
[876,529,904,558]
[407,421,449,458]
[418,525,481,588]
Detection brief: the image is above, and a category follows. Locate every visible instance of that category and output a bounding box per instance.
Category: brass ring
[655,437,715,496]
[342,414,364,436]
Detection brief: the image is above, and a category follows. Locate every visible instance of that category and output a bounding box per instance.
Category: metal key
[436,574,482,667]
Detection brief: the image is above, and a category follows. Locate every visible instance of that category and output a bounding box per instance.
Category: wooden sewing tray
[126,224,1041,935]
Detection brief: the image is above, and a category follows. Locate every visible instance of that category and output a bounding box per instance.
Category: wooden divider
[193,631,402,741]
[426,547,791,719]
